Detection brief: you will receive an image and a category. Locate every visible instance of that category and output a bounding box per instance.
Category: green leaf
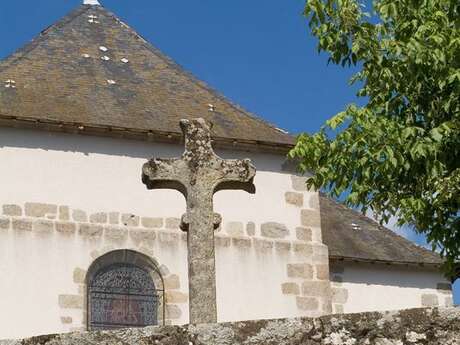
[298,0,460,277]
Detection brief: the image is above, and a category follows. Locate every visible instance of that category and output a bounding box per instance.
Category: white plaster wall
[0,127,303,233]
[0,127,316,339]
[335,262,453,313]
[0,226,189,339]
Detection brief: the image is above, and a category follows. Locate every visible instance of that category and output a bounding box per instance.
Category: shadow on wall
[0,127,291,173]
[454,279,460,306]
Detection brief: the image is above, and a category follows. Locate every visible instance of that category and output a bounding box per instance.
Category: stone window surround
[58,247,186,331]
[85,249,166,329]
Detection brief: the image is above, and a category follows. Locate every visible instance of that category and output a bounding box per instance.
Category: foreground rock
[2,307,459,345]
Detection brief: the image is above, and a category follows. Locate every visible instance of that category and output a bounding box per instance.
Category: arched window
[87,250,164,330]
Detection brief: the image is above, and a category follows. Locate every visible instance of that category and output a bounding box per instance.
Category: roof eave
[0,114,294,155]
[329,255,443,269]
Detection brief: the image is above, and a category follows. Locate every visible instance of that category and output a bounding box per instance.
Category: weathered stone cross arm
[141,118,256,324]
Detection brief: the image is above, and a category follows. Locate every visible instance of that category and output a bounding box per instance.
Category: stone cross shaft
[142,118,256,324]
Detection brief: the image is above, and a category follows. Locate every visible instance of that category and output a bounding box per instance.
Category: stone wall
[0,127,329,339]
[2,307,459,345]
[329,261,453,314]
[0,191,328,338]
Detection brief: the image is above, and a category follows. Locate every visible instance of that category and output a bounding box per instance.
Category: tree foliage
[290,0,460,276]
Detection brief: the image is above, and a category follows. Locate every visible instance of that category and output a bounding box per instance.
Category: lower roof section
[320,195,443,266]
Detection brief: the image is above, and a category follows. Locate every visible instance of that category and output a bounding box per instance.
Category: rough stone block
[164,274,180,290]
[129,229,156,246]
[0,217,10,230]
[58,206,70,221]
[159,231,180,243]
[32,220,54,233]
[25,203,57,218]
[89,212,107,224]
[73,268,86,284]
[308,195,320,210]
[331,288,349,304]
[72,209,87,222]
[109,212,120,225]
[293,242,313,257]
[7,306,460,345]
[296,296,319,311]
[232,237,252,249]
[78,284,85,295]
[215,235,231,247]
[302,281,331,297]
[285,192,303,207]
[437,283,452,294]
[141,217,163,228]
[287,263,313,279]
[58,295,83,309]
[334,304,344,314]
[260,222,289,239]
[166,291,188,304]
[296,227,312,242]
[105,226,128,243]
[165,218,181,229]
[122,214,139,227]
[2,204,22,216]
[274,240,291,253]
[281,282,300,295]
[225,222,244,236]
[246,222,256,236]
[421,294,439,307]
[159,265,170,276]
[60,317,73,324]
[139,246,154,257]
[314,244,329,255]
[445,296,454,307]
[291,175,309,191]
[12,219,32,231]
[166,304,182,320]
[79,224,103,238]
[322,301,333,314]
[300,209,321,228]
[254,238,274,252]
[55,222,76,234]
[90,250,100,260]
[316,264,329,280]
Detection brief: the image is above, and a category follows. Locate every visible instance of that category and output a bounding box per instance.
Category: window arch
[86,250,165,330]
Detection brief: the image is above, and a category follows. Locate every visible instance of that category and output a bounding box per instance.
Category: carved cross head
[142,118,256,196]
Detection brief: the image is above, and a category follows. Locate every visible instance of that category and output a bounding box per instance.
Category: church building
[0,1,453,340]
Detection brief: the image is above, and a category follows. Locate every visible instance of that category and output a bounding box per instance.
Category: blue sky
[1,0,457,304]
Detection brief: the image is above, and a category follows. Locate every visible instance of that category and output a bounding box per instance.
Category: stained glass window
[88,263,159,330]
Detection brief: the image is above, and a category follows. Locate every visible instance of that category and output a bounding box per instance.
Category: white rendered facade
[0,127,452,340]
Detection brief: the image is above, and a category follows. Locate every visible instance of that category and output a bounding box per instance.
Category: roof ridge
[98,7,293,138]
[0,5,92,74]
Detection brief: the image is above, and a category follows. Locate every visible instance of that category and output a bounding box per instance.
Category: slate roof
[0,4,294,152]
[320,195,443,266]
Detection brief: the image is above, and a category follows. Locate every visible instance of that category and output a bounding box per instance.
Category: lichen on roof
[320,195,443,266]
[0,4,294,151]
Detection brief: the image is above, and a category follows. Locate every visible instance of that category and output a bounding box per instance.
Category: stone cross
[142,118,256,324]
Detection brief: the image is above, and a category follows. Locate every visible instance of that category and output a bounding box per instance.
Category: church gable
[0,4,293,150]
